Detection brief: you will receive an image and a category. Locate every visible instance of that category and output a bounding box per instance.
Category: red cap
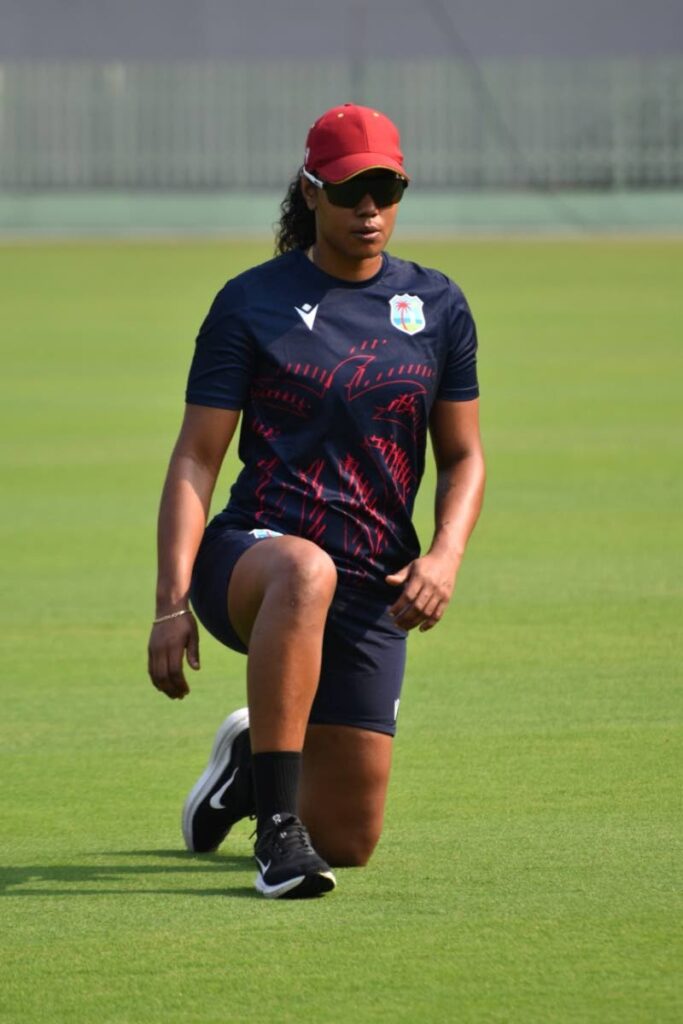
[304,103,408,184]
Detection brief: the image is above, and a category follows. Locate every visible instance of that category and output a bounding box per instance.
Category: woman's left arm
[386,398,485,632]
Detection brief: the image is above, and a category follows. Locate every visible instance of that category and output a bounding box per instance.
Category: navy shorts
[190,524,407,736]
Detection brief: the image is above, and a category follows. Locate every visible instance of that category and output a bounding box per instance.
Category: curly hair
[275,172,316,255]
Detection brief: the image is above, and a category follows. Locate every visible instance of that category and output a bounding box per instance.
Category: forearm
[428,451,486,572]
[155,452,218,614]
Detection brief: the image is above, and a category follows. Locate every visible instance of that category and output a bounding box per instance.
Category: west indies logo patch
[388,293,425,335]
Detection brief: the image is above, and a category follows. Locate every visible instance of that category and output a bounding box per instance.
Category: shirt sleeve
[185,280,254,410]
[436,282,480,401]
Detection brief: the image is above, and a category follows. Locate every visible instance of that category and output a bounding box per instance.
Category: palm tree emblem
[389,294,426,335]
[395,299,411,330]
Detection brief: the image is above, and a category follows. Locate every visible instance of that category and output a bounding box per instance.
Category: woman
[147,103,485,899]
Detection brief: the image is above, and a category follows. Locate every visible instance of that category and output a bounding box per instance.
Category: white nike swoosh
[255,855,271,876]
[295,304,318,330]
[209,767,239,810]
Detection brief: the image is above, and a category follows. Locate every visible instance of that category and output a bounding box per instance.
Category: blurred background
[2,7,681,1021]
[1,0,682,235]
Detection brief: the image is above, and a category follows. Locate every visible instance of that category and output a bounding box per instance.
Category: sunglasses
[303,168,408,209]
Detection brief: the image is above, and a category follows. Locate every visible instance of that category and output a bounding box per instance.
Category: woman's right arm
[147,403,241,700]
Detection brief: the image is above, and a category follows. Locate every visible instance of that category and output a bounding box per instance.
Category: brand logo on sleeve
[389,294,425,335]
[295,303,319,330]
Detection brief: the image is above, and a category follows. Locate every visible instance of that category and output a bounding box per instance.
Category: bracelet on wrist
[153,608,190,625]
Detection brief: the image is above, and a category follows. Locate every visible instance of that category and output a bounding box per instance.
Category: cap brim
[316,153,409,183]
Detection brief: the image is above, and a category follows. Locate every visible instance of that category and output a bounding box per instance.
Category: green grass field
[1,237,681,1023]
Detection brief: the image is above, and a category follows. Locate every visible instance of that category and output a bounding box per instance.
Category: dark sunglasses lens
[326,177,407,208]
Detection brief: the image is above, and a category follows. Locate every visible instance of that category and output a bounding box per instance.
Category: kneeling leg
[299,724,393,867]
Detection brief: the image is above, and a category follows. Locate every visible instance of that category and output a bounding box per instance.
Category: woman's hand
[147,612,200,700]
[388,398,485,634]
[148,405,240,701]
[386,552,456,633]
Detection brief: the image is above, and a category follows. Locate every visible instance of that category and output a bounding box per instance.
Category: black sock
[252,751,301,832]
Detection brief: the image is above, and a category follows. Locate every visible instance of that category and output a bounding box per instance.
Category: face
[301,171,401,273]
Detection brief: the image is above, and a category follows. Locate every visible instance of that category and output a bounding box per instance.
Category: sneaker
[182,708,254,853]
[254,813,337,899]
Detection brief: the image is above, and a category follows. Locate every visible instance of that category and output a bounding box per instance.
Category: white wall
[1,0,682,60]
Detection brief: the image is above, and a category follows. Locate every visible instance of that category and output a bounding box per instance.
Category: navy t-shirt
[186,249,478,598]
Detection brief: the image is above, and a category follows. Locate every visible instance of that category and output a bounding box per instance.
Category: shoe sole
[254,870,337,900]
[182,707,250,852]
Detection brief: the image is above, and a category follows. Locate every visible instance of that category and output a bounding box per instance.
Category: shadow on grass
[0,849,255,898]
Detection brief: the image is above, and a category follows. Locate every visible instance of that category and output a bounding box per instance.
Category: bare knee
[269,539,337,611]
[229,537,337,650]
[299,724,392,868]
[309,823,383,868]
[331,834,381,868]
